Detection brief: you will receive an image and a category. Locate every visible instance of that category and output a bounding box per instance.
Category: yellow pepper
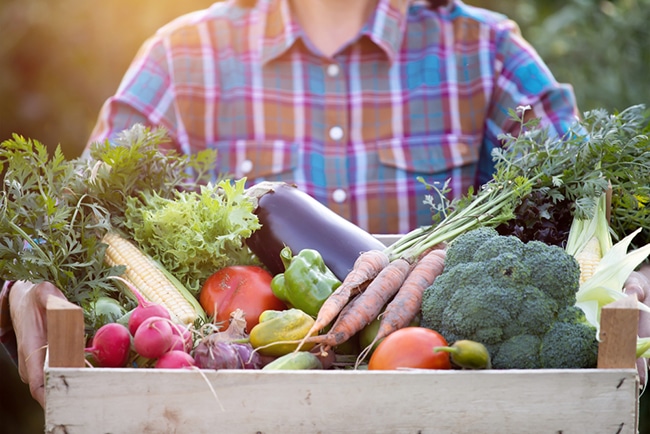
[249,308,315,357]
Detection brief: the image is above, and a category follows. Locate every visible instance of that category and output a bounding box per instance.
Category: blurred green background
[1,0,649,432]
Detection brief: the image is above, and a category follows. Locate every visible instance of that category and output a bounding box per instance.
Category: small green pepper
[270,246,341,317]
[249,308,316,356]
[433,340,492,370]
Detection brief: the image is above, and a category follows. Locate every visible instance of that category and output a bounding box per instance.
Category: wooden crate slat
[45,367,638,434]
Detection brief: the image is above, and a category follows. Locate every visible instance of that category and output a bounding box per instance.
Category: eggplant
[245,182,386,280]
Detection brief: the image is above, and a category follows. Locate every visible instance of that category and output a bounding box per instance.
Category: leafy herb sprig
[493,104,650,248]
[0,125,217,324]
[0,137,117,305]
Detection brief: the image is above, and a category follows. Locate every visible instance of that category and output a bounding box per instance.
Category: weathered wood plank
[598,295,639,369]
[45,367,638,434]
[46,295,85,368]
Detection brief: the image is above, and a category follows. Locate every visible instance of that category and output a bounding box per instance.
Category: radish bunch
[86,309,197,369]
[85,279,265,370]
[85,277,197,369]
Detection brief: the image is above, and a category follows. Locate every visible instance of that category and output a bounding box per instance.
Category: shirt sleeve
[86,35,180,153]
[0,281,18,364]
[476,19,580,186]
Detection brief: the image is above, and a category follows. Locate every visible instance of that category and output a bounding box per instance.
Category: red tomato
[199,265,286,331]
[368,327,452,370]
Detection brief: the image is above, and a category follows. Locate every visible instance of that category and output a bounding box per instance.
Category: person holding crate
[2,0,650,408]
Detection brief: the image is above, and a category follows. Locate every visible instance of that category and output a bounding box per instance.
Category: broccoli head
[420,227,586,370]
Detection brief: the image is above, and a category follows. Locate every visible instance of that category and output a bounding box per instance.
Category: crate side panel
[45,368,638,434]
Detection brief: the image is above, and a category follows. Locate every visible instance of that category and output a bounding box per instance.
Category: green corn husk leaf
[565,192,613,258]
[575,228,650,351]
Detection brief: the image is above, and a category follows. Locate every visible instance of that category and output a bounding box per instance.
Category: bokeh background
[1,0,649,432]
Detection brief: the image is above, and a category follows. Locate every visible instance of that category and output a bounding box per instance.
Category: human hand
[8,281,67,408]
[623,264,650,386]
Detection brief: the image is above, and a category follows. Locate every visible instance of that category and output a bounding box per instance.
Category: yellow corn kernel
[574,236,602,285]
[102,232,199,325]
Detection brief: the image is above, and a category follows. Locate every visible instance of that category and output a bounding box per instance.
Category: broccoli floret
[441,280,519,345]
[421,255,530,346]
[420,271,459,333]
[556,305,589,324]
[483,252,532,288]
[420,227,586,370]
[473,234,524,263]
[493,334,542,369]
[540,321,598,369]
[522,240,580,307]
[444,226,499,268]
[514,285,560,335]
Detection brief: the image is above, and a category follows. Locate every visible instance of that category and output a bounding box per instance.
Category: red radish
[155,350,196,369]
[169,334,187,352]
[110,276,171,335]
[85,323,132,368]
[133,316,175,359]
[169,325,193,353]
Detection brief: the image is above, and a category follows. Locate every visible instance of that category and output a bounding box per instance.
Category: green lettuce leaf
[124,178,261,295]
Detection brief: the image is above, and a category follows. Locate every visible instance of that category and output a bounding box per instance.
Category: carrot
[355,248,447,366]
[295,249,390,351]
[309,257,412,348]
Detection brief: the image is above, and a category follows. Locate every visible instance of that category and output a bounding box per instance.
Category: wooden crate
[44,238,642,433]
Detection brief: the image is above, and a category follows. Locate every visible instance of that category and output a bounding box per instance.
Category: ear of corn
[574,236,603,285]
[568,192,650,359]
[102,232,206,325]
[566,191,612,285]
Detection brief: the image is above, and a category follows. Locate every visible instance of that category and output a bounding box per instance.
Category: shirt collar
[257,0,411,64]
[362,0,411,63]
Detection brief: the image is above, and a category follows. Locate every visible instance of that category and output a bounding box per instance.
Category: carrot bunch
[296,247,447,362]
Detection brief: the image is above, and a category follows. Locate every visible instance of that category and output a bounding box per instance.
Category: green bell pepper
[270,246,341,317]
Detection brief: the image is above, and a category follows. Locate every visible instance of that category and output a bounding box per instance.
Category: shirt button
[329,126,344,141]
[332,188,347,203]
[240,159,253,174]
[326,64,340,77]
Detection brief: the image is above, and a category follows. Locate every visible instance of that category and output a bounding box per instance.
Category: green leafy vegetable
[0,124,219,330]
[496,104,650,248]
[124,179,262,295]
[0,136,117,309]
[84,125,217,232]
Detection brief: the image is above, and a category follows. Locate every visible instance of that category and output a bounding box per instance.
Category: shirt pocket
[210,139,298,181]
[376,135,481,175]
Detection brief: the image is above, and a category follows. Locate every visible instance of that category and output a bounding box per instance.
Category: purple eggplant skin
[245,182,386,281]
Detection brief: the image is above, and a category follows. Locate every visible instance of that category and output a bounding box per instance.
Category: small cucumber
[434,340,492,370]
[262,351,323,370]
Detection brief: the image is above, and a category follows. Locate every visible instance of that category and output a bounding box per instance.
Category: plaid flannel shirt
[88,0,579,235]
